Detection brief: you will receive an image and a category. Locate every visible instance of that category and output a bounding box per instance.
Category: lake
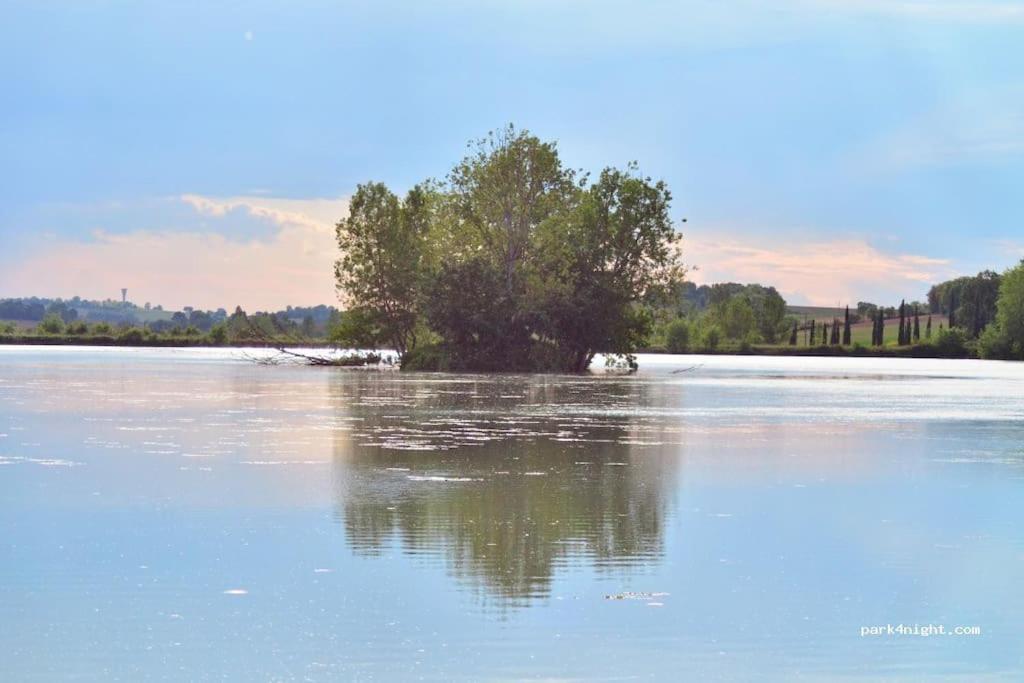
[2,347,1023,681]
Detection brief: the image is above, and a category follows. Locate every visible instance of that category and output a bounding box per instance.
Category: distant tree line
[654,282,791,353]
[1,296,341,345]
[858,264,1024,359]
[927,271,1001,338]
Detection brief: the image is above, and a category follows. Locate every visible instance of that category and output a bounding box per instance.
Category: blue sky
[2,0,1023,310]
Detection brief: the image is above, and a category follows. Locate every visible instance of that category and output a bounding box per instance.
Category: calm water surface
[2,347,1023,681]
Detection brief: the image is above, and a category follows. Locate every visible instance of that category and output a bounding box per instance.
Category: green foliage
[226,307,251,341]
[38,313,65,334]
[857,301,878,319]
[207,323,228,345]
[334,126,684,372]
[330,307,387,350]
[422,256,531,370]
[702,325,722,351]
[933,327,969,358]
[978,324,1017,360]
[664,318,690,353]
[928,271,1001,337]
[752,287,787,342]
[0,304,330,348]
[978,261,1024,360]
[720,297,755,341]
[530,165,680,371]
[334,182,431,355]
[705,283,786,342]
[118,327,145,343]
[399,343,452,371]
[995,262,1024,348]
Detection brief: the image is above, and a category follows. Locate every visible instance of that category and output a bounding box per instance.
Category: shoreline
[0,336,337,349]
[0,336,977,359]
[637,345,975,359]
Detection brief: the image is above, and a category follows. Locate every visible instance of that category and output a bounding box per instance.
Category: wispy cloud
[1,195,348,311]
[0,194,978,311]
[992,239,1024,259]
[853,86,1024,170]
[807,0,1024,23]
[684,231,953,305]
[391,0,1024,58]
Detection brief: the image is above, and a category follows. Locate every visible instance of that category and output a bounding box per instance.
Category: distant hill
[787,305,848,322]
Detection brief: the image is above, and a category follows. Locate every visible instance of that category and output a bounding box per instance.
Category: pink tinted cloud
[683,232,953,305]
[4,195,955,311]
[3,195,347,311]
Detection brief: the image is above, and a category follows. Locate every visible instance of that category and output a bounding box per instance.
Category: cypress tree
[913,306,920,342]
[905,301,910,344]
[810,319,816,346]
[877,309,885,346]
[898,300,906,345]
[789,321,798,346]
[842,306,851,345]
[926,315,932,339]
[831,318,840,345]
[821,322,828,346]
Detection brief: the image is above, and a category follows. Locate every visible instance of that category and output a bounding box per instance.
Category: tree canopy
[979,261,1024,360]
[334,126,684,372]
[928,271,1001,338]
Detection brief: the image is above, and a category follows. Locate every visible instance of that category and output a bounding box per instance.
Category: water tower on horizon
[121,288,127,306]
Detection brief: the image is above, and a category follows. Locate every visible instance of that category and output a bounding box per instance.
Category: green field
[789,315,947,347]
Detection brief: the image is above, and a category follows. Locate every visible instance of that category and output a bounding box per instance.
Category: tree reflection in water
[329,373,681,608]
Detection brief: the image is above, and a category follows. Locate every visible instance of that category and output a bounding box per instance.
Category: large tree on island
[333,125,685,372]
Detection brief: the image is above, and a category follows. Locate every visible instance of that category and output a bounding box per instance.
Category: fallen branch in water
[239,348,387,367]
[238,317,388,367]
[670,363,704,374]
[274,346,377,366]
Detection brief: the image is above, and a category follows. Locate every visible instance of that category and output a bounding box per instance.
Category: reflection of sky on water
[1,347,1023,680]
